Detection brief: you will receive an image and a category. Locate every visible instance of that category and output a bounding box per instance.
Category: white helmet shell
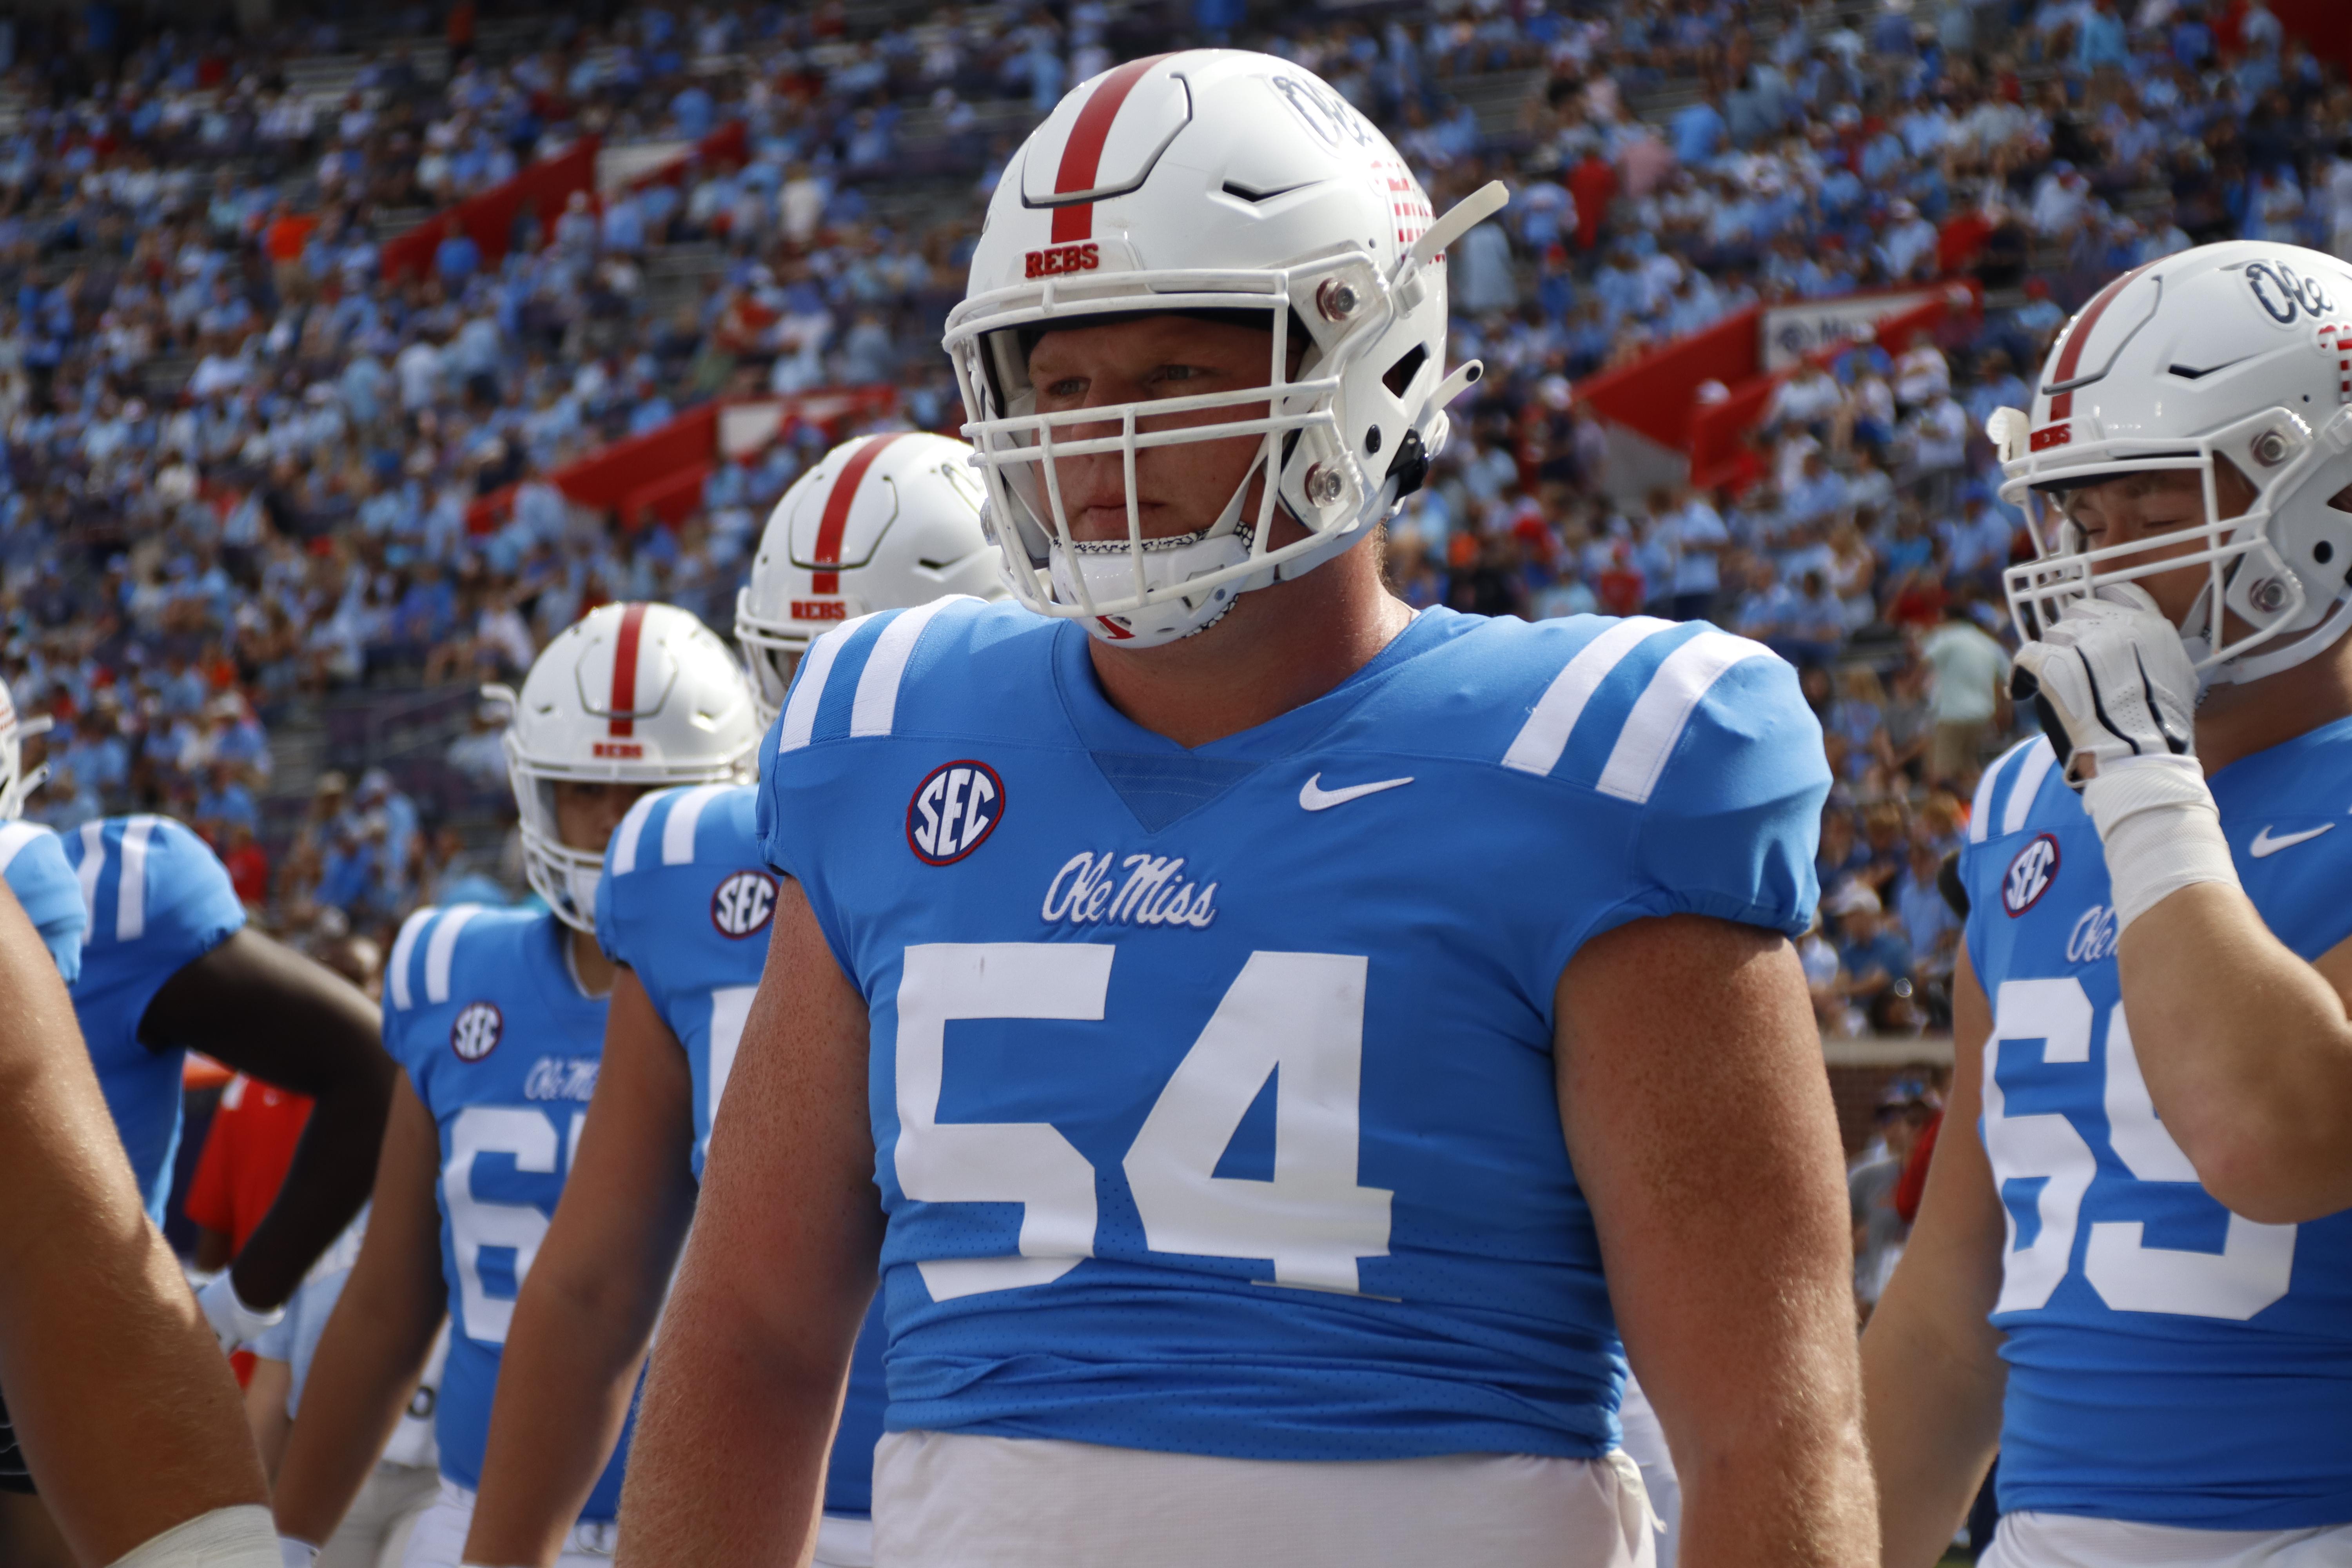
[943,49,1498,648]
[0,676,48,821]
[493,601,761,931]
[1997,240,2352,684]
[733,431,1003,720]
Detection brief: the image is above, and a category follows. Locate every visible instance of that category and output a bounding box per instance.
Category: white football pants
[1984,1511,2352,1568]
[873,1431,1658,1567]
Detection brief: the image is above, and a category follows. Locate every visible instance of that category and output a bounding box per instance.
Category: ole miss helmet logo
[451,1002,504,1061]
[909,760,1005,865]
[711,869,778,938]
[2004,833,2062,917]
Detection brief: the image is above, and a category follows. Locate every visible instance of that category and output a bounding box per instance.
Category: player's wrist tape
[2080,754,2240,931]
[275,1535,318,1568]
[102,1506,280,1568]
[200,1273,286,1350]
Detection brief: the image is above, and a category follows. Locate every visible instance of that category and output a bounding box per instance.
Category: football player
[622,51,1873,1568]
[270,603,761,1568]
[63,810,393,1350]
[1864,239,2352,1566]
[461,435,1001,1568]
[0,875,277,1568]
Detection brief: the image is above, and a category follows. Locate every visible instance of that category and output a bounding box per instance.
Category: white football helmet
[733,431,1004,719]
[1994,240,2352,684]
[0,676,48,821]
[942,49,1501,647]
[488,602,761,931]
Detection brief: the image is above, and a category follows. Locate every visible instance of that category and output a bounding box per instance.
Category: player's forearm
[1859,1269,2004,1567]
[1677,1414,1875,1568]
[0,960,270,1559]
[618,1272,843,1568]
[1666,1269,1876,1568]
[2120,883,2352,1222]
[272,1293,441,1544]
[230,1072,394,1309]
[0,1198,269,1564]
[468,1272,662,1568]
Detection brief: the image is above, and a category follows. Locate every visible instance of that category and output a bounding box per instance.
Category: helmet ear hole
[1383,345,1429,398]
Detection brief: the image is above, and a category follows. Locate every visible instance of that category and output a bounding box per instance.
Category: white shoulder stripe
[1969,737,2041,843]
[74,820,103,922]
[2001,738,2059,837]
[776,613,880,755]
[662,784,731,866]
[610,791,659,877]
[850,596,966,739]
[116,815,159,942]
[1501,617,1676,778]
[1595,632,1773,806]
[423,904,483,1006]
[388,906,436,1011]
[0,820,43,878]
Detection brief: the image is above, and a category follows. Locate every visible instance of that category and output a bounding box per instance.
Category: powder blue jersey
[1962,729,2352,1530]
[0,818,87,982]
[383,904,630,1519]
[596,784,887,1517]
[62,816,246,1222]
[758,599,1828,1463]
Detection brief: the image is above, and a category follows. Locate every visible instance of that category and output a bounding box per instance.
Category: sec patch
[451,1001,504,1062]
[908,760,1005,865]
[711,869,779,938]
[2004,833,2062,917]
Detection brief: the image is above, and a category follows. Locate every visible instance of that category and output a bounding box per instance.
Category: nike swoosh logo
[2250,823,2334,857]
[1299,773,1414,811]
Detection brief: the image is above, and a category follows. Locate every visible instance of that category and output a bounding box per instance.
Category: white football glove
[279,1537,320,1568]
[2011,586,2239,932]
[196,1271,285,1355]
[2009,585,2200,786]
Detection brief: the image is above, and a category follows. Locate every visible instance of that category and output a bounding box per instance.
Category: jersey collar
[1050,605,1458,762]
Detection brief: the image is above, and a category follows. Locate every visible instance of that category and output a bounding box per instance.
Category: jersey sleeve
[595,791,665,968]
[756,633,857,977]
[1591,644,1831,947]
[381,906,443,1079]
[0,822,87,984]
[134,818,247,972]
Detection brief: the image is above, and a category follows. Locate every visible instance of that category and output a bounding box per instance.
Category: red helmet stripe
[1048,55,1171,245]
[608,602,647,737]
[809,432,910,595]
[2046,261,2157,421]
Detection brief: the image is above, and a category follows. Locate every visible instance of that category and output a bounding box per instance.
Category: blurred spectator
[1918,595,2013,787]
[185,1073,314,1274]
[1851,1077,1942,1321]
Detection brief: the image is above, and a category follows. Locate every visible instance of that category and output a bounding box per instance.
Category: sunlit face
[2056,464,2257,627]
[554,780,646,855]
[1024,315,1292,545]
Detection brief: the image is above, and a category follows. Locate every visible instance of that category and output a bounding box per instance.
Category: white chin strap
[1052,532,1254,647]
[1048,465,1381,650]
[523,828,603,933]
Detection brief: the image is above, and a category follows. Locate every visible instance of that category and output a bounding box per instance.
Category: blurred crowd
[0,0,2342,1013]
